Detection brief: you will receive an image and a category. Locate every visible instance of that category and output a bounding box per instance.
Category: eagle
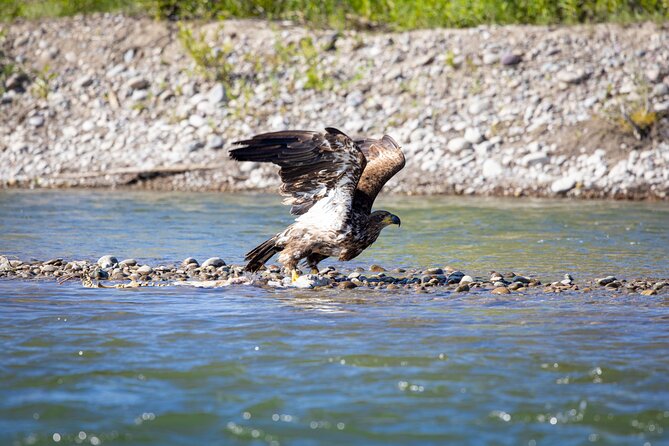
[230,127,405,281]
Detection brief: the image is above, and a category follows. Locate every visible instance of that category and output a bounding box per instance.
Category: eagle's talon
[291,270,300,282]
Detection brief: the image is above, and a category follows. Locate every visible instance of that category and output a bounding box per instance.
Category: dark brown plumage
[230,127,405,279]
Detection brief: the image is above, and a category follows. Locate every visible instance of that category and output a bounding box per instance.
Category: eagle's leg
[305,253,328,275]
[291,269,300,282]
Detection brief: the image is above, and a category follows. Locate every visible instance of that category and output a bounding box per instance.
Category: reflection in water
[1,191,669,445]
[1,189,668,279]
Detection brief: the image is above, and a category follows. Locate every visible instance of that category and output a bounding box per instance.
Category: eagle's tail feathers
[245,236,281,272]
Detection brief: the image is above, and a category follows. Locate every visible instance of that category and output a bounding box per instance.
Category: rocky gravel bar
[1,255,666,295]
[1,15,669,198]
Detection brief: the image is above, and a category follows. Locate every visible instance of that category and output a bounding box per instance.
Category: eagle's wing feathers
[353,135,405,214]
[230,128,367,216]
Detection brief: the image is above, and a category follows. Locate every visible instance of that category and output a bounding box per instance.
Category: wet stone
[119,258,137,267]
[338,281,357,289]
[492,286,510,295]
[596,276,617,286]
[137,265,153,275]
[202,257,225,268]
[370,264,386,272]
[97,255,118,269]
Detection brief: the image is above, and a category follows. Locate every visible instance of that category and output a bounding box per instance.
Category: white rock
[131,90,148,101]
[97,255,118,269]
[464,127,484,144]
[447,137,472,153]
[137,265,153,275]
[28,116,44,127]
[188,114,206,128]
[482,159,504,178]
[557,69,590,84]
[551,176,576,193]
[287,274,331,289]
[202,257,225,268]
[207,83,226,104]
[521,153,550,167]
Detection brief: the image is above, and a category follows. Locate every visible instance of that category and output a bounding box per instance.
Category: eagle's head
[370,210,401,228]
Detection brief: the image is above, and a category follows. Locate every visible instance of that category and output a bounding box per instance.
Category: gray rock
[137,265,153,275]
[206,135,224,150]
[75,75,93,88]
[447,137,472,153]
[119,258,137,267]
[202,257,225,268]
[126,76,149,90]
[551,176,576,193]
[188,140,205,152]
[521,152,550,167]
[652,83,669,97]
[557,69,590,85]
[97,255,118,269]
[596,276,617,286]
[5,72,30,91]
[346,90,364,107]
[460,275,474,284]
[501,53,522,66]
[182,257,199,267]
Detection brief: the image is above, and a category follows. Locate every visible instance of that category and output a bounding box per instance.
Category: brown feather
[353,135,405,214]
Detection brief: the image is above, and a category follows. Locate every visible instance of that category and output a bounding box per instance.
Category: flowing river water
[1,190,668,445]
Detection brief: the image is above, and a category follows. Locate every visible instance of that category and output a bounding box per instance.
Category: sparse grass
[2,0,669,28]
[177,23,233,85]
[31,64,57,99]
[274,37,331,91]
[605,75,659,140]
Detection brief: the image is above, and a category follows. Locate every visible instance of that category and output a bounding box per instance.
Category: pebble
[182,257,199,267]
[119,258,137,267]
[447,137,473,153]
[206,135,224,150]
[551,177,576,194]
[28,116,45,127]
[97,255,118,268]
[501,53,522,66]
[202,257,225,268]
[464,128,484,144]
[492,286,510,294]
[137,265,153,275]
[557,69,590,85]
[207,84,226,104]
[596,276,617,286]
[126,76,149,90]
[370,264,386,272]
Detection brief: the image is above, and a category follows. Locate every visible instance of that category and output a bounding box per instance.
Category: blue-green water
[1,190,668,446]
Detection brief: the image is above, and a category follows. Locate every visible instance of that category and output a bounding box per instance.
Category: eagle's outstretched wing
[353,135,405,214]
[230,127,367,216]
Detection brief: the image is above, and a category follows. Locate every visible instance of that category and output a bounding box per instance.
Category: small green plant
[31,64,57,99]
[445,49,458,69]
[177,23,234,91]
[274,36,331,91]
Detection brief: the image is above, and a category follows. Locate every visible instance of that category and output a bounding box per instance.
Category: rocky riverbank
[1,254,666,294]
[1,15,668,198]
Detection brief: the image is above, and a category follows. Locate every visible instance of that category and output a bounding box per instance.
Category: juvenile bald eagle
[230,127,405,281]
